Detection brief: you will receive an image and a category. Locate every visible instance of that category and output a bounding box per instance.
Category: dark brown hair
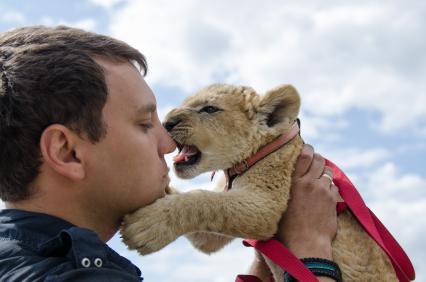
[0,26,147,201]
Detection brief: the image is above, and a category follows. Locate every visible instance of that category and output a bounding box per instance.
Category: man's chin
[163,176,170,195]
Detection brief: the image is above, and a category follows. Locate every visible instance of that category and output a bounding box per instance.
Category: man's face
[83,59,176,217]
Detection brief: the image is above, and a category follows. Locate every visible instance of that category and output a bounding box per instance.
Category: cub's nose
[163,117,182,132]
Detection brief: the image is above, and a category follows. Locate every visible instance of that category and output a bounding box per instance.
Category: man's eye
[199,106,220,114]
[140,123,153,131]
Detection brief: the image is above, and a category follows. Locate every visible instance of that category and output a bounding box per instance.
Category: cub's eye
[199,106,220,114]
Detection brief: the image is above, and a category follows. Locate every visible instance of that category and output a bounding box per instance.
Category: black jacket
[0,209,142,282]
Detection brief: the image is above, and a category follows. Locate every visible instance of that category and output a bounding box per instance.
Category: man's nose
[159,127,177,154]
[163,117,182,132]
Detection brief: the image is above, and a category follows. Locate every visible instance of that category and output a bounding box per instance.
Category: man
[0,26,340,281]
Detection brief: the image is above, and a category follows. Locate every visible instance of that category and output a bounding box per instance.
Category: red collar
[217,121,300,190]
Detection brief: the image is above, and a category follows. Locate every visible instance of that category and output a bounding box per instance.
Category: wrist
[284,236,333,260]
[284,258,342,282]
[248,253,273,281]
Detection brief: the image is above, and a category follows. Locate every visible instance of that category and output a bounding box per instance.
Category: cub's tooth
[181,145,189,154]
[185,156,189,162]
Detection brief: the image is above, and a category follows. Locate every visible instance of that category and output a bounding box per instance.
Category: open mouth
[173,143,202,167]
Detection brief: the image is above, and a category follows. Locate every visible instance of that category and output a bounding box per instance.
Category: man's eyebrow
[135,103,157,116]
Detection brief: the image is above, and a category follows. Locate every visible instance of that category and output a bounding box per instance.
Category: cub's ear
[255,84,300,130]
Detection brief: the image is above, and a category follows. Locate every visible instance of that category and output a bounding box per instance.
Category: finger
[293,144,314,178]
[331,184,343,202]
[320,167,334,182]
[304,153,325,180]
[318,167,334,192]
[318,176,333,190]
[320,173,333,186]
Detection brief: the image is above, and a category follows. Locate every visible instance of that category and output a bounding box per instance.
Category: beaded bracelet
[283,257,343,282]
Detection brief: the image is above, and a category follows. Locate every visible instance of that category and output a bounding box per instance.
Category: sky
[0,0,425,281]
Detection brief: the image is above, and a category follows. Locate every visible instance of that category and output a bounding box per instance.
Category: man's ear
[255,84,301,130]
[39,124,85,181]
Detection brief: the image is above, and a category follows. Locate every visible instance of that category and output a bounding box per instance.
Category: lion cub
[121,84,397,281]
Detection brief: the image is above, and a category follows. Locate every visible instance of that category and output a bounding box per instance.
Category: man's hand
[277,144,341,260]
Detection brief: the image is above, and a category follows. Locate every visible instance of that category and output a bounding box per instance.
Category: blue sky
[1,1,425,281]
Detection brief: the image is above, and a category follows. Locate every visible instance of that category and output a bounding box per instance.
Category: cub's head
[164,84,300,179]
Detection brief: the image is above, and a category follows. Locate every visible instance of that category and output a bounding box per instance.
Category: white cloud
[89,0,125,9]
[165,241,253,282]
[0,10,26,24]
[106,0,426,135]
[365,162,426,203]
[321,147,390,170]
[157,105,175,121]
[40,17,97,31]
[298,112,349,141]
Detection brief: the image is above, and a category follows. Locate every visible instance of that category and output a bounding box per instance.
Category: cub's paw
[120,198,180,255]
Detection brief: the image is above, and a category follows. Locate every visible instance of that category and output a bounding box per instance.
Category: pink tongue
[173,145,198,163]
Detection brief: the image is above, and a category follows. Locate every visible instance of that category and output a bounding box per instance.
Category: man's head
[0,26,175,216]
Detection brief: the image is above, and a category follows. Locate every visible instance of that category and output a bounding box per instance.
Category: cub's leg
[184,175,234,254]
[185,232,234,254]
[121,189,284,255]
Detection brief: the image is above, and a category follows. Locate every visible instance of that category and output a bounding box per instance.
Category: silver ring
[321,173,333,182]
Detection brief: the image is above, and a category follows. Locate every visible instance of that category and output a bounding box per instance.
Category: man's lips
[164,174,170,183]
[163,167,170,181]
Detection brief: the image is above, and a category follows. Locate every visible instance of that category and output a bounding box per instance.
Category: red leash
[325,159,415,281]
[238,239,319,282]
[236,159,415,282]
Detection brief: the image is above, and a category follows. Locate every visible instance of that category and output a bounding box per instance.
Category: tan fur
[121,84,397,281]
